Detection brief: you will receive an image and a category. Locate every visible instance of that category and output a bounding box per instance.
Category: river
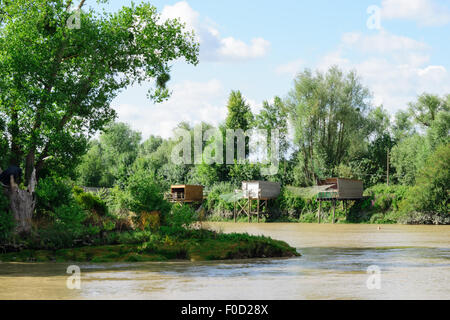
[0,223,449,300]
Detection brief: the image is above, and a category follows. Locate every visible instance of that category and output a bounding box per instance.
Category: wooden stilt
[332,199,336,224]
[234,194,237,223]
[344,200,347,220]
[318,200,322,224]
[257,189,261,223]
[257,198,260,223]
[248,195,251,223]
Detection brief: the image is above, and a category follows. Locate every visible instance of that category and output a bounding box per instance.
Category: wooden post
[257,189,261,223]
[332,200,336,224]
[344,200,347,220]
[257,199,260,223]
[248,195,251,223]
[318,200,322,224]
[234,192,237,223]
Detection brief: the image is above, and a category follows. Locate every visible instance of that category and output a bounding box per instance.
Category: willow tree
[286,67,372,185]
[0,0,199,232]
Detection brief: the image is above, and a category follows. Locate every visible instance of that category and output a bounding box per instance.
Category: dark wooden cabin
[168,185,203,203]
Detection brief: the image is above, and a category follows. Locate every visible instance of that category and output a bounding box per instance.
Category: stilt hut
[315,178,363,223]
[167,185,204,203]
[234,181,281,223]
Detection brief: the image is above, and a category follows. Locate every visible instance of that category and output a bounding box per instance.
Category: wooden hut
[315,178,363,224]
[241,181,281,200]
[168,185,203,203]
[234,181,281,223]
[316,178,363,200]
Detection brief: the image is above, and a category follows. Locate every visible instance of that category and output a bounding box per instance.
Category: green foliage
[51,204,87,236]
[35,176,74,214]
[286,66,372,185]
[189,162,220,187]
[225,90,254,131]
[162,204,198,234]
[73,186,108,217]
[408,93,448,128]
[274,188,307,219]
[77,123,142,188]
[346,184,410,223]
[228,161,261,186]
[0,0,199,182]
[391,135,430,185]
[255,96,290,160]
[76,142,108,187]
[400,144,450,223]
[366,184,410,211]
[122,169,171,224]
[205,182,236,214]
[0,192,14,241]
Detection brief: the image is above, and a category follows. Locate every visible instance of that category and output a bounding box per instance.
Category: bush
[365,184,410,212]
[400,143,450,223]
[0,192,14,241]
[275,188,306,219]
[205,182,235,215]
[270,187,319,221]
[35,176,74,214]
[51,204,87,236]
[123,170,171,225]
[73,186,108,216]
[162,204,198,234]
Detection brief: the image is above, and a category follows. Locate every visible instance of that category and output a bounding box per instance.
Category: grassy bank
[0,229,300,263]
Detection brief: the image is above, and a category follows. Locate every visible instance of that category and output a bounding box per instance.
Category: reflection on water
[0,223,449,300]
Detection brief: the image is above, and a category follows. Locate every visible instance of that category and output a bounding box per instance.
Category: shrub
[205,182,235,215]
[400,143,450,223]
[123,170,171,225]
[35,176,74,214]
[365,184,410,212]
[0,192,14,241]
[275,188,306,219]
[162,204,198,235]
[73,186,108,216]
[51,204,87,236]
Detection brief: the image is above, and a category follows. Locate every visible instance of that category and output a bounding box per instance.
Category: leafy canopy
[0,0,199,181]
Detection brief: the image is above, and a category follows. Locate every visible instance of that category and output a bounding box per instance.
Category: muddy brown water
[0,223,449,300]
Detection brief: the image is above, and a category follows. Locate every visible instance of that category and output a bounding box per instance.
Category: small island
[0,229,299,263]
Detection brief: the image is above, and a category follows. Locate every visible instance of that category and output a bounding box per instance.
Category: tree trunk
[7,169,37,234]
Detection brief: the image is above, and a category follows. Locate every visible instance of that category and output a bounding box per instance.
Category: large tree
[0,0,199,232]
[286,67,372,185]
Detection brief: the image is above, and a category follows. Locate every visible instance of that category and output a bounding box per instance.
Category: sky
[89,0,450,139]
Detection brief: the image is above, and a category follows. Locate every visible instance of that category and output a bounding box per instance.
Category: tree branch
[78,0,86,10]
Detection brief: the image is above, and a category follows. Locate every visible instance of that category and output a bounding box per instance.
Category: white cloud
[160,1,199,32]
[341,31,429,54]
[275,58,305,77]
[160,1,270,61]
[114,79,228,139]
[316,31,450,113]
[218,37,270,61]
[380,0,450,26]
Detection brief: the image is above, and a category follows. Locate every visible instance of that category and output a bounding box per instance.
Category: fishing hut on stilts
[233,181,281,223]
[315,178,364,224]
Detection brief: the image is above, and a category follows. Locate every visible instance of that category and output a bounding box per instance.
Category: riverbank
[0,230,299,263]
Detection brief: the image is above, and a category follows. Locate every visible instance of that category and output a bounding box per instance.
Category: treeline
[74,67,449,224]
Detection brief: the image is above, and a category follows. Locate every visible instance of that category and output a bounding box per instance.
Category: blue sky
[89,0,450,138]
